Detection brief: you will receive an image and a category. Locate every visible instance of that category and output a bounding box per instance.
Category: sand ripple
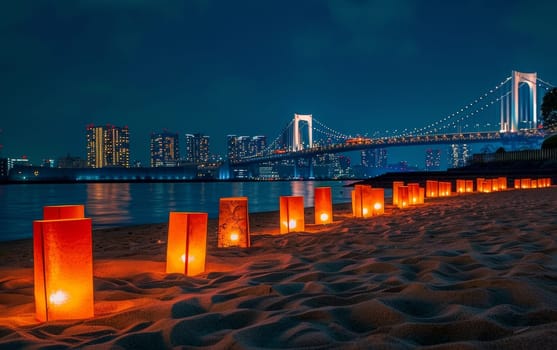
[1,188,557,348]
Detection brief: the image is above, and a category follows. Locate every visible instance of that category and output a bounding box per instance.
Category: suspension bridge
[231,70,551,168]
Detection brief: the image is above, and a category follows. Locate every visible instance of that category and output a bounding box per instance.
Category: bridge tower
[293,114,313,151]
[503,70,537,132]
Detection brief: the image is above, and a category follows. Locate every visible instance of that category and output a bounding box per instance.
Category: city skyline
[2,1,557,165]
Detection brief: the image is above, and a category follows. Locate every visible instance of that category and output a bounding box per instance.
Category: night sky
[2,0,557,166]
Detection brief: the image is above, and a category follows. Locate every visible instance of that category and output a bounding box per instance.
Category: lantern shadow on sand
[218,197,250,248]
[33,218,94,322]
[166,212,208,276]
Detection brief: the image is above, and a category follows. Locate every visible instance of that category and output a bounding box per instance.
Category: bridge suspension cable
[313,118,352,139]
[401,76,512,136]
[537,77,555,90]
[262,119,293,154]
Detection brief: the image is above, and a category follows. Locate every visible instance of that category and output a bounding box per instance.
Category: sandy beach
[1,187,556,349]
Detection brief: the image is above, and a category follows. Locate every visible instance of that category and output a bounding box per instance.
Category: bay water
[0,180,359,242]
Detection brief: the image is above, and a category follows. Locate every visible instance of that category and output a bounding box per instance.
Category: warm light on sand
[49,290,68,306]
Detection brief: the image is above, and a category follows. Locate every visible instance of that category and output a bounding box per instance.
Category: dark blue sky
[2,0,556,166]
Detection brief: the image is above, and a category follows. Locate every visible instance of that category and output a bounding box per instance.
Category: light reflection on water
[0,181,355,242]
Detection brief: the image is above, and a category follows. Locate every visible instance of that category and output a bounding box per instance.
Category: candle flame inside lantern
[230,232,239,242]
[362,208,369,216]
[374,202,382,210]
[180,254,195,263]
[289,219,297,229]
[49,290,68,306]
[320,213,329,222]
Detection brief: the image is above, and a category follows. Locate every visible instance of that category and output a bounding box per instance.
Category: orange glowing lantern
[498,177,507,190]
[371,188,385,215]
[353,185,373,218]
[521,178,531,189]
[476,178,485,193]
[218,197,250,248]
[531,179,538,188]
[418,187,425,204]
[280,196,305,233]
[439,182,451,197]
[34,218,93,322]
[426,180,438,198]
[314,187,333,225]
[397,186,409,208]
[483,179,492,193]
[43,205,85,220]
[166,212,207,276]
[456,179,465,194]
[392,181,404,206]
[407,183,420,204]
[491,179,499,192]
[465,180,473,192]
[514,179,521,189]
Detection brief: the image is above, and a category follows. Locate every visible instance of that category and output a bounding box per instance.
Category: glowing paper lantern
[392,181,404,206]
[166,212,207,276]
[218,197,250,248]
[426,180,438,198]
[456,179,465,194]
[43,205,84,220]
[531,180,538,188]
[418,187,425,204]
[371,188,385,215]
[408,183,420,204]
[491,179,499,192]
[353,185,373,218]
[498,177,507,190]
[280,196,305,233]
[34,218,93,322]
[514,179,521,189]
[439,182,451,197]
[397,186,409,209]
[314,187,333,225]
[465,180,474,193]
[483,179,492,193]
[521,178,531,189]
[477,178,485,193]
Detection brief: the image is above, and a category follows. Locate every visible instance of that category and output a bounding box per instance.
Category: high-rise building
[251,136,267,156]
[361,148,387,168]
[227,135,267,161]
[448,144,470,168]
[425,149,441,170]
[86,124,130,168]
[184,133,210,164]
[150,130,180,167]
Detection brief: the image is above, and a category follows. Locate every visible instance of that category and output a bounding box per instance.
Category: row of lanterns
[32,186,357,321]
[31,177,552,322]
